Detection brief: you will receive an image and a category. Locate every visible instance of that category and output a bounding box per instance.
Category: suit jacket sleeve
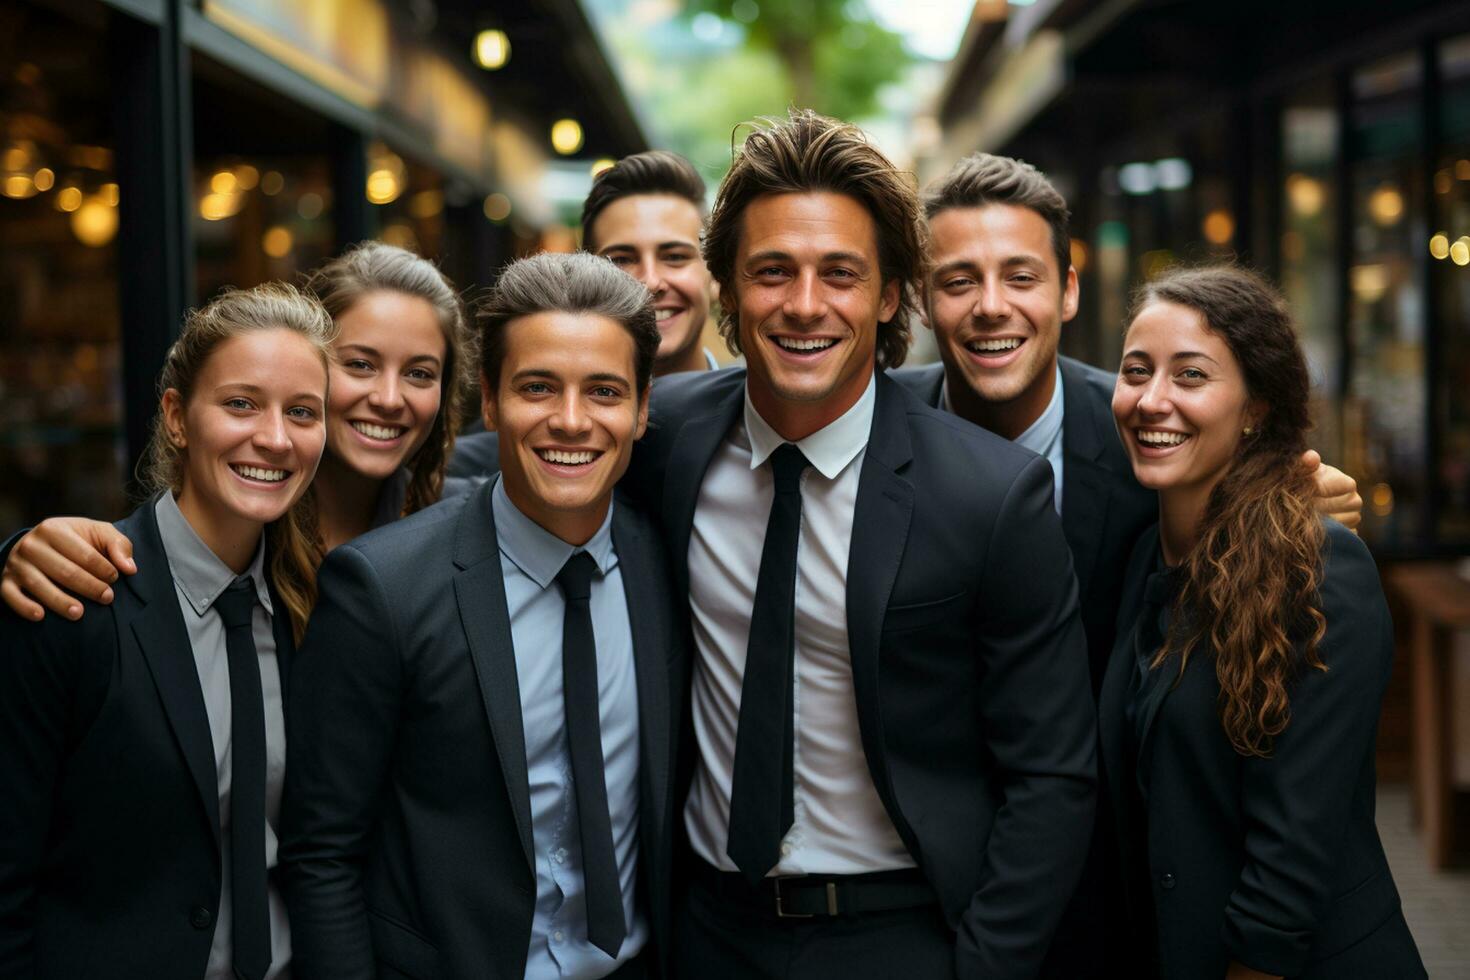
[280,544,404,979]
[0,608,96,976]
[956,455,1098,980]
[1222,524,1392,976]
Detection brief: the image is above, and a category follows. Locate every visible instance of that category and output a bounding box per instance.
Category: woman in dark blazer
[0,283,333,979]
[1101,265,1424,980]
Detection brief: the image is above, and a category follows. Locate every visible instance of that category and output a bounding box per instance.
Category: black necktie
[554,552,626,958]
[726,442,810,884]
[213,579,271,980]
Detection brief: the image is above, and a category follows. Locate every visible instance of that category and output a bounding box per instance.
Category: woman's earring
[1242,426,1253,436]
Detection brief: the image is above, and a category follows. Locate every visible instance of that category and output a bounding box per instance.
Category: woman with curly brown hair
[1,243,475,642]
[1100,264,1424,980]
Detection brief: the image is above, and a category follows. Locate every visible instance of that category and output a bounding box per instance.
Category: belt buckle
[772,876,839,918]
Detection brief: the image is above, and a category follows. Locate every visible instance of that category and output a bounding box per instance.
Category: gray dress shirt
[491,478,647,978]
[153,493,290,979]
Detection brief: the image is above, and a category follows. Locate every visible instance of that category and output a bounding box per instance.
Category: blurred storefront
[0,0,645,528]
[924,0,1470,559]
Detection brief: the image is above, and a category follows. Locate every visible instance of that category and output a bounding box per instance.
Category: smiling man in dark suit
[629,111,1095,980]
[897,152,1364,978]
[279,252,681,980]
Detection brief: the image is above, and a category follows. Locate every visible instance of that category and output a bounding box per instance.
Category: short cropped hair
[923,153,1072,278]
[702,109,925,369]
[478,251,661,392]
[581,150,707,251]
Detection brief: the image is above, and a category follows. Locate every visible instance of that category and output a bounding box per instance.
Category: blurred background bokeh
[2,1,1470,966]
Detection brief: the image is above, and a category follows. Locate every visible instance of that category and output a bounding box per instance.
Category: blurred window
[0,2,126,528]
[1347,51,1426,547]
[1279,79,1342,469]
[192,59,335,300]
[1433,33,1470,544]
[367,142,446,259]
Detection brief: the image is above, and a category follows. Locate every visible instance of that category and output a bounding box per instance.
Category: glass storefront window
[1279,79,1342,468]
[0,3,125,529]
[367,142,446,259]
[192,61,336,300]
[1347,51,1426,548]
[1433,33,1470,544]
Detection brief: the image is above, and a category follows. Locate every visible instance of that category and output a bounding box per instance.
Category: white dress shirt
[683,374,914,875]
[154,492,290,980]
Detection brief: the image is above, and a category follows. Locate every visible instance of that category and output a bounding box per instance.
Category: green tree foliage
[684,0,910,116]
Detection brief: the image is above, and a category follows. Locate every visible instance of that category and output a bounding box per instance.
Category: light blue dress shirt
[943,364,1066,514]
[492,478,646,979]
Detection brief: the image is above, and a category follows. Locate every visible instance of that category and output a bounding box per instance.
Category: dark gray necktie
[726,442,810,885]
[554,552,626,958]
[213,579,271,980]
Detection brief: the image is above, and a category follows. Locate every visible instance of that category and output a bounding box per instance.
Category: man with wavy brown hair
[629,110,1096,980]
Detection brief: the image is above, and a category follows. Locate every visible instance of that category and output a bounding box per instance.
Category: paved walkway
[1379,784,1470,977]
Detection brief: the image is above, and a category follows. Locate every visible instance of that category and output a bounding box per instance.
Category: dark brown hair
[142,281,337,645]
[478,251,661,393]
[1132,264,1326,758]
[306,241,474,517]
[923,153,1072,277]
[581,150,707,251]
[702,109,925,369]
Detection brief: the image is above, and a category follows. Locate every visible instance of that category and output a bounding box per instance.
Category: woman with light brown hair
[0,282,334,978]
[1101,264,1424,979]
[1,242,475,641]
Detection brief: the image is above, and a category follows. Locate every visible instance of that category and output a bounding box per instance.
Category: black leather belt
[692,859,937,919]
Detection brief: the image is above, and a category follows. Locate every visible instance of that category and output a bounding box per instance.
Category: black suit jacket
[279,482,682,980]
[889,356,1156,693]
[0,498,294,979]
[625,367,1096,979]
[1099,521,1424,979]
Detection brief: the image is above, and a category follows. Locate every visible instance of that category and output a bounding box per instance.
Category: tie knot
[214,578,256,630]
[555,551,599,602]
[769,443,810,494]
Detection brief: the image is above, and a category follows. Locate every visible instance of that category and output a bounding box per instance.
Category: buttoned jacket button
[190,905,214,929]
[1160,873,1176,890]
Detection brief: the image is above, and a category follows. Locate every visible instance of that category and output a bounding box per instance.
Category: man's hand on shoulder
[1,518,136,622]
[1301,450,1362,532]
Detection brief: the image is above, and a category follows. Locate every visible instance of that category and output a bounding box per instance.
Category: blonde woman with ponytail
[2,243,475,642]
[1099,265,1423,980]
[0,283,333,978]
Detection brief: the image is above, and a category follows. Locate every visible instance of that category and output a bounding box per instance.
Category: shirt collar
[153,492,272,617]
[492,475,618,590]
[742,371,876,480]
[703,348,720,371]
[1014,365,1065,458]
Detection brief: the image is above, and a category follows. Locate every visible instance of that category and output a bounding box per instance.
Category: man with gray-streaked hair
[281,251,682,980]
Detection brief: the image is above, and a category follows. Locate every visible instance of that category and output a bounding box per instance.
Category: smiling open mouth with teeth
[351,421,406,441]
[774,336,838,352]
[537,448,601,466]
[232,464,289,482]
[1136,430,1190,447]
[654,309,681,323]
[966,338,1023,354]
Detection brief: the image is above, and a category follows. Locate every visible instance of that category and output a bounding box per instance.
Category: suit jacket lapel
[124,501,223,849]
[612,501,672,846]
[1059,359,1113,607]
[452,483,536,872]
[846,373,916,845]
[661,380,744,597]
